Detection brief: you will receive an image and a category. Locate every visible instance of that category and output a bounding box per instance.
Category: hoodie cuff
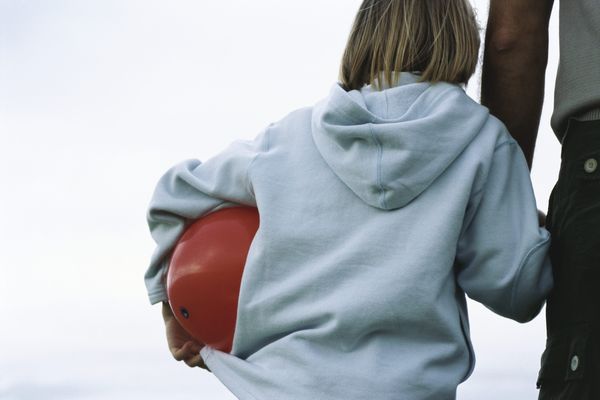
[148,289,169,305]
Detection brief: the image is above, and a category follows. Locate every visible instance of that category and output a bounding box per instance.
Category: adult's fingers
[538,209,547,227]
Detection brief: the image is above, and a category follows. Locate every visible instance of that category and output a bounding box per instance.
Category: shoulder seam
[494,139,515,151]
[464,138,517,228]
[245,125,272,198]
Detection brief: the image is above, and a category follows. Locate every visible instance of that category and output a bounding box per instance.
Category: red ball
[167,206,259,353]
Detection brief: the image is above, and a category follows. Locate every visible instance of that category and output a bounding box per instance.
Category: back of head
[340,0,480,90]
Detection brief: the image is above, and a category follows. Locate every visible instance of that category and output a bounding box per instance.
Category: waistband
[577,108,600,124]
[561,119,600,161]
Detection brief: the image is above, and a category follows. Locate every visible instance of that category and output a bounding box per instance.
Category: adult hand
[538,209,547,227]
[162,302,210,371]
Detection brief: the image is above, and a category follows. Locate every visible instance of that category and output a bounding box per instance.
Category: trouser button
[584,158,597,173]
[570,354,580,372]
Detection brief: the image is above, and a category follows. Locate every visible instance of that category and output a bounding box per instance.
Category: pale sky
[0,1,561,399]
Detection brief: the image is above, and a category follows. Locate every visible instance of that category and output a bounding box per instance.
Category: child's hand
[162,302,210,371]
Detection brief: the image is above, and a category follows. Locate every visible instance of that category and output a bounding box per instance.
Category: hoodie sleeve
[144,129,269,305]
[455,138,553,323]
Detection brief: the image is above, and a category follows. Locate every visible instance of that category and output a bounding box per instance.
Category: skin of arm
[481,0,555,169]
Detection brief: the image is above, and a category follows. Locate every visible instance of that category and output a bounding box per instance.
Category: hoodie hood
[311,72,490,210]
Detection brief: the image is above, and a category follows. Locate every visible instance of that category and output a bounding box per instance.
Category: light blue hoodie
[145,73,553,400]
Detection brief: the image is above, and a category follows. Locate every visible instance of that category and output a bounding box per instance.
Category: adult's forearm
[481,0,554,169]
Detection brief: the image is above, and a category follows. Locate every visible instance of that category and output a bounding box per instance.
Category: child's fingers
[185,354,211,371]
[184,353,202,367]
[198,358,210,371]
[172,341,207,367]
[182,340,204,356]
[171,341,199,361]
[170,347,187,361]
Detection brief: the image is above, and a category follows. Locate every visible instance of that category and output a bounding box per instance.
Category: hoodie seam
[245,125,272,199]
[333,101,372,124]
[469,140,517,209]
[460,140,517,236]
[494,140,514,152]
[368,123,388,209]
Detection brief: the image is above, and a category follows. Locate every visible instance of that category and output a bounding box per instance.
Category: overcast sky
[0,1,560,399]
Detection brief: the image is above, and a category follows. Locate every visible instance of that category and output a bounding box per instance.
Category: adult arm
[481,0,554,169]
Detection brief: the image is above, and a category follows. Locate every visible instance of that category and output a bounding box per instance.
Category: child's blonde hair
[340,0,480,90]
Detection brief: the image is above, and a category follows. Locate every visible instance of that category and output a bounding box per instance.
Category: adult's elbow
[485,0,553,56]
[487,27,521,53]
[486,25,549,55]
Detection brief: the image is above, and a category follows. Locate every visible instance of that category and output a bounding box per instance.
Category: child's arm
[455,137,553,323]
[145,129,269,305]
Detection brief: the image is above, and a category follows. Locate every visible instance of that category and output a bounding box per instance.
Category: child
[145,1,553,398]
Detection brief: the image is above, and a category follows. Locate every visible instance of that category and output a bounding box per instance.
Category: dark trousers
[537,119,600,399]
